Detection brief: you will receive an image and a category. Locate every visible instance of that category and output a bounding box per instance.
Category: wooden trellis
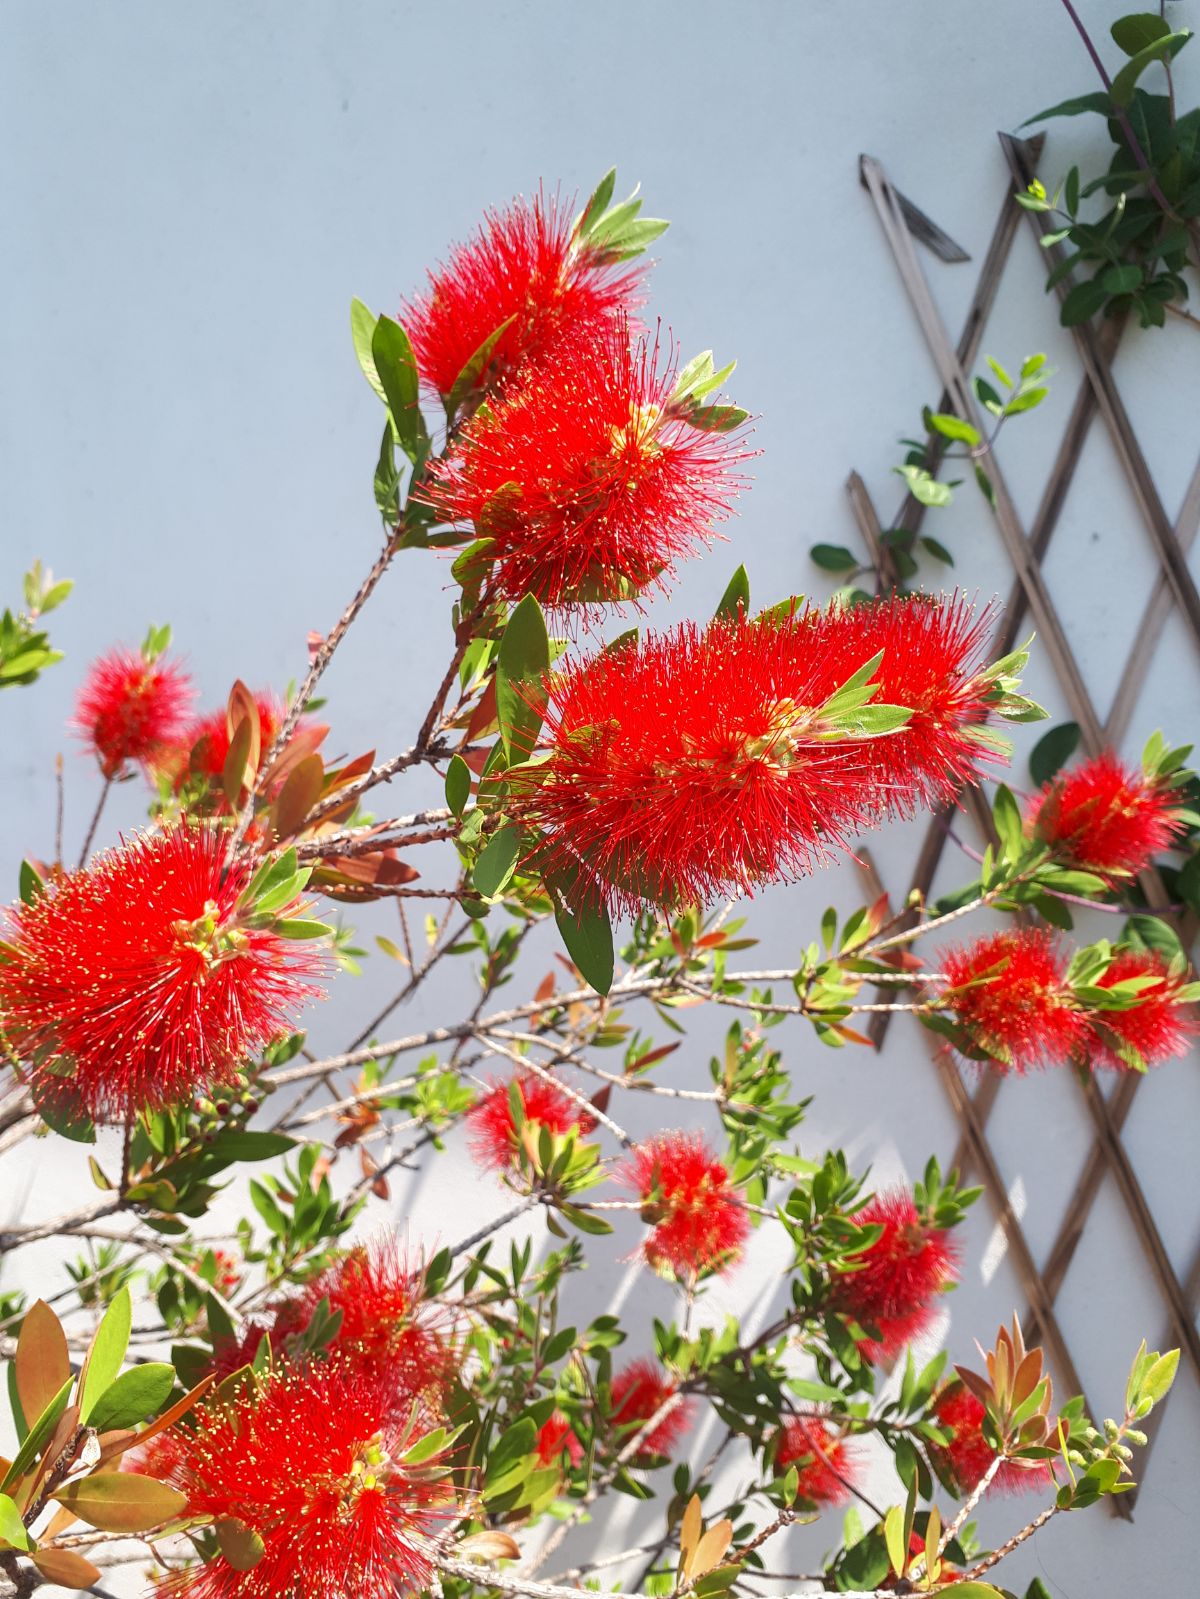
[844,134,1200,1513]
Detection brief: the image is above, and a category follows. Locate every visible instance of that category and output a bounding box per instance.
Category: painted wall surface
[2,3,1198,1595]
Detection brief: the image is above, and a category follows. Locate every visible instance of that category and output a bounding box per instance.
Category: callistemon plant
[0,167,1193,1599]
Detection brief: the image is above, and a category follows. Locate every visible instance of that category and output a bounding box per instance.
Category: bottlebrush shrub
[0,168,1190,1599]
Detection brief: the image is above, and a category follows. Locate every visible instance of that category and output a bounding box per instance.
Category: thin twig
[77,776,113,868]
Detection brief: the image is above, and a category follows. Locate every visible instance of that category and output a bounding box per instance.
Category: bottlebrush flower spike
[1080,946,1199,1072]
[152,1358,455,1599]
[420,326,749,610]
[281,1245,456,1398]
[402,175,656,400]
[939,928,1091,1073]
[832,1190,958,1361]
[73,642,193,777]
[773,1418,857,1506]
[518,596,1022,914]
[608,1359,693,1461]
[1027,748,1189,875]
[929,1382,1051,1496]
[468,1072,595,1172]
[535,1410,585,1469]
[0,825,324,1122]
[622,1132,748,1284]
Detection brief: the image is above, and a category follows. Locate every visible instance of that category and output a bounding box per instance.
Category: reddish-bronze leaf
[466,679,499,742]
[31,1548,103,1589]
[15,1300,71,1432]
[225,681,261,771]
[271,753,326,840]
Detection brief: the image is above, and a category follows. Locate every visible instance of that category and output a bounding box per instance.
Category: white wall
[2,3,1198,1595]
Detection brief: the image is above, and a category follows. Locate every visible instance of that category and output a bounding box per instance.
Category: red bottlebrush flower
[210,1249,242,1297]
[795,593,996,810]
[175,692,285,787]
[609,1359,693,1461]
[468,1072,595,1172]
[535,1410,585,1470]
[929,1383,1052,1496]
[152,1358,454,1599]
[773,1418,857,1506]
[1085,948,1198,1071]
[402,190,644,398]
[0,823,322,1122]
[940,929,1091,1073]
[1027,751,1187,876]
[517,596,1001,914]
[622,1132,748,1283]
[420,325,748,610]
[832,1190,958,1361]
[73,646,194,777]
[283,1245,456,1397]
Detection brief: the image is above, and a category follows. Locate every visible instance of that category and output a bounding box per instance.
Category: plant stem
[229,534,399,853]
[77,776,113,867]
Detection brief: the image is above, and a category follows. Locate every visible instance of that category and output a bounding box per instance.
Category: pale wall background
[2,2,1198,1595]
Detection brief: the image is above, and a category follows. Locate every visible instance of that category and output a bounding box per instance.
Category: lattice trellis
[841,134,1200,1514]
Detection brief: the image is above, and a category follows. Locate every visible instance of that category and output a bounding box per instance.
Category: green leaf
[810,543,859,573]
[86,1364,176,1433]
[714,564,750,620]
[1139,1348,1179,1404]
[920,535,954,566]
[445,316,516,416]
[1004,386,1049,415]
[495,595,550,762]
[928,412,981,446]
[1061,278,1111,326]
[576,167,617,237]
[206,1131,295,1164]
[1112,13,1171,55]
[0,1376,74,1491]
[1029,721,1081,786]
[1123,913,1185,965]
[56,1473,186,1533]
[1102,264,1143,295]
[1022,91,1113,125]
[473,824,522,899]
[933,1587,1008,1599]
[269,917,329,941]
[80,1286,132,1423]
[445,754,471,818]
[371,315,425,462]
[249,1180,289,1238]
[1110,31,1191,106]
[559,1202,614,1235]
[548,865,614,997]
[883,1504,907,1579]
[350,298,387,404]
[991,783,1025,858]
[894,463,952,506]
[18,859,44,905]
[684,402,747,433]
[215,1517,266,1572]
[0,1491,35,1552]
[40,579,73,614]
